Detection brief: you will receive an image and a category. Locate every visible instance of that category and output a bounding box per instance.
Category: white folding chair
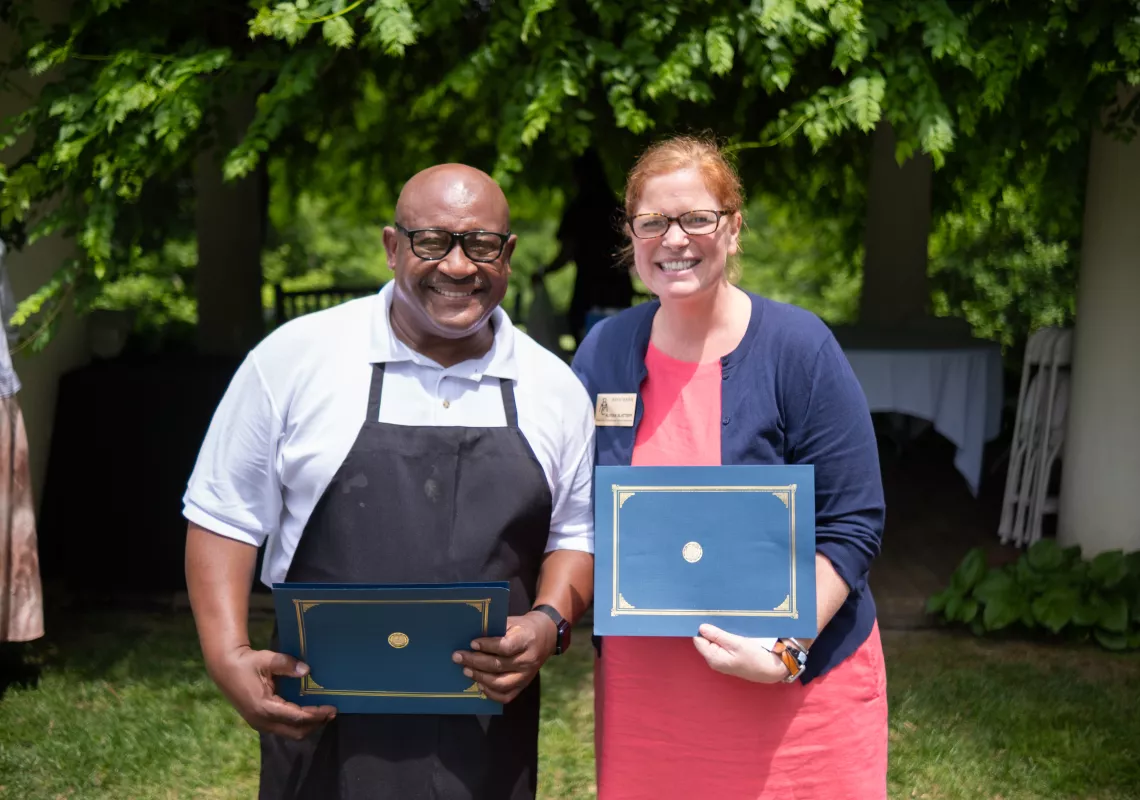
[1023,330,1072,545]
[998,327,1073,546]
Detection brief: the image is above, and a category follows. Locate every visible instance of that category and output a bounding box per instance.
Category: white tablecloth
[840,345,1004,495]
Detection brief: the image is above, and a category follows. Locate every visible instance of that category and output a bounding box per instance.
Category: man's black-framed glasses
[394,223,510,263]
[627,209,734,240]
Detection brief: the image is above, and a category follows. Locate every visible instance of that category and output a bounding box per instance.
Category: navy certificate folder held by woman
[594,465,817,639]
[271,582,509,715]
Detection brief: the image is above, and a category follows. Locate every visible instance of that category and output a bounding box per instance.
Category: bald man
[183,164,596,799]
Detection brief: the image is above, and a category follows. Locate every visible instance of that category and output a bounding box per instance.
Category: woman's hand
[692,625,792,684]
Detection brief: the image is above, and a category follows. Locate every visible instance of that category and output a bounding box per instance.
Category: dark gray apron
[260,362,554,799]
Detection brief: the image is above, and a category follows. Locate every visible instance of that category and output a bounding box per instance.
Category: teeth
[430,286,479,298]
[659,260,699,272]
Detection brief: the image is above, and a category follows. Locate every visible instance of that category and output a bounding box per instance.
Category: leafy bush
[927,540,1140,651]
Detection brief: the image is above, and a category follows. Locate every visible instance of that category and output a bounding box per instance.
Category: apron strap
[366,363,386,421]
[499,378,520,428]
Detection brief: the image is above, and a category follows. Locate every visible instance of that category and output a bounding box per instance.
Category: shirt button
[722,416,729,425]
[443,400,450,409]
[722,372,729,381]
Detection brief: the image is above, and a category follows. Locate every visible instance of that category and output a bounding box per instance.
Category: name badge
[595,393,636,427]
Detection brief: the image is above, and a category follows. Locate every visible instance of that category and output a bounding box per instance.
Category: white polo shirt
[183,282,596,587]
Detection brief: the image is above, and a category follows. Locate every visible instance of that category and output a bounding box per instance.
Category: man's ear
[382,226,400,270]
[501,234,518,273]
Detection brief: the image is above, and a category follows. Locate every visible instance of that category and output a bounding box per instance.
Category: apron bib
[260,363,554,799]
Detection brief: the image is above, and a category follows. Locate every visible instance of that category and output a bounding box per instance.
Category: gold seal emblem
[387,632,410,649]
[682,541,703,563]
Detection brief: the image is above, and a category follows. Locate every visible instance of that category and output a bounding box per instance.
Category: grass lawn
[1,610,1138,799]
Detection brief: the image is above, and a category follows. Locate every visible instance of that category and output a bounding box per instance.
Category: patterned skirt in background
[0,395,43,642]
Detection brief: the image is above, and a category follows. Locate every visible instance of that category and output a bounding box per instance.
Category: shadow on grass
[9,604,275,690]
[0,642,43,700]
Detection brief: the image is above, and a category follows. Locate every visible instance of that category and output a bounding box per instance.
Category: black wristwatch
[531,604,571,655]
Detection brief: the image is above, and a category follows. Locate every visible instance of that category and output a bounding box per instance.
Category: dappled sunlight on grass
[538,632,597,799]
[1,614,1137,798]
[884,630,1140,800]
[0,611,262,799]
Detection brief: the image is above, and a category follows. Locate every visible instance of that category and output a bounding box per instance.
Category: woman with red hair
[572,136,888,799]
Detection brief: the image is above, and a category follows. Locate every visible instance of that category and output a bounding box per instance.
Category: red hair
[624,135,745,217]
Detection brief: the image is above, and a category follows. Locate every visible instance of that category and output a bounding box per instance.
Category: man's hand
[208,646,337,740]
[692,624,792,684]
[451,611,557,703]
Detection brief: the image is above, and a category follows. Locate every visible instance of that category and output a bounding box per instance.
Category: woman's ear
[726,210,743,255]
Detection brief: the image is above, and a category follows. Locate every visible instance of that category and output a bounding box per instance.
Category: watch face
[558,621,571,653]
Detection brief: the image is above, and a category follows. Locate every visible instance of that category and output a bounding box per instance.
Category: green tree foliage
[0,1,1137,348]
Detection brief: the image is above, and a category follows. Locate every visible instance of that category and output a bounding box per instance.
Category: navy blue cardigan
[571,292,886,683]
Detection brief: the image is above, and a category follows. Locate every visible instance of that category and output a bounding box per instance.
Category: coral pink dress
[594,343,888,799]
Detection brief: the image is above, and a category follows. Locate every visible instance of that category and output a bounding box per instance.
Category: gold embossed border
[610,485,798,619]
[292,598,492,699]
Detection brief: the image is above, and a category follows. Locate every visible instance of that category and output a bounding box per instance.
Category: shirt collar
[368,281,519,382]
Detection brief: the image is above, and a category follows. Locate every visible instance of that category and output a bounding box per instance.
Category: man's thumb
[266,651,309,678]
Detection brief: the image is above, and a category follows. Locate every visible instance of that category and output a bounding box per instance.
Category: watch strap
[531,604,568,655]
[772,638,809,683]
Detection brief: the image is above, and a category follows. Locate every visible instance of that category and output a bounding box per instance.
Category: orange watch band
[772,641,798,677]
[772,639,807,682]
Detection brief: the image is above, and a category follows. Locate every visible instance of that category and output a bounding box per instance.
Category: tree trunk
[858,122,933,327]
[194,95,266,357]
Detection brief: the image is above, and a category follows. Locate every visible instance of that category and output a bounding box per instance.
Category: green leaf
[1028,539,1065,572]
[982,596,1024,631]
[1089,550,1129,588]
[1094,628,1129,651]
[972,568,1014,604]
[362,0,420,57]
[1073,593,1106,628]
[845,71,885,132]
[1031,586,1081,633]
[1126,551,1140,578]
[1098,595,1129,632]
[322,17,355,49]
[521,0,557,43]
[705,28,734,76]
[752,0,796,32]
[975,566,1026,630]
[1061,544,1083,566]
[958,597,979,624]
[953,547,989,592]
[945,593,964,622]
[925,589,950,615]
[920,114,955,168]
[1015,556,1048,591]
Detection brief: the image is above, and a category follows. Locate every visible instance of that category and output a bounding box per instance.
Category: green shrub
[927,540,1140,651]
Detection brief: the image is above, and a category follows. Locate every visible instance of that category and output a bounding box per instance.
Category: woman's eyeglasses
[394,223,510,263]
[627,210,734,240]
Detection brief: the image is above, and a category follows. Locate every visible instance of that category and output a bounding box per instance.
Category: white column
[1057,88,1140,556]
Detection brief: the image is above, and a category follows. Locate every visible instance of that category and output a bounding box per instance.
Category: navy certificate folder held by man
[271,581,509,715]
[595,465,817,639]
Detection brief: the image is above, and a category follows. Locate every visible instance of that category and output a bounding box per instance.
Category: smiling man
[182,164,595,800]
